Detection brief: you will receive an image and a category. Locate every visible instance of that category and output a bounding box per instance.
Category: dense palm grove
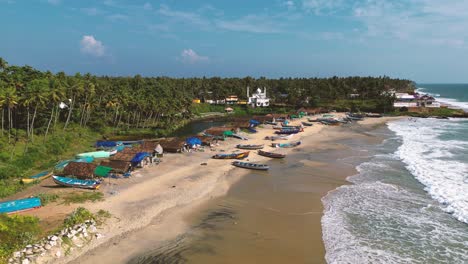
[0,57,414,186]
[0,57,414,137]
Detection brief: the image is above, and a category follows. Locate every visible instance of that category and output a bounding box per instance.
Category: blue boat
[0,197,42,214]
[272,141,302,148]
[74,156,94,163]
[21,171,52,184]
[275,129,301,135]
[55,160,72,170]
[52,176,101,189]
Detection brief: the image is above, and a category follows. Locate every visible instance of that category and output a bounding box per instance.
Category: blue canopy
[249,119,261,126]
[186,137,202,147]
[96,141,122,148]
[131,152,150,164]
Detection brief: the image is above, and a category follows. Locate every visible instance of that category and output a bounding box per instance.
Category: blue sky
[1,0,468,82]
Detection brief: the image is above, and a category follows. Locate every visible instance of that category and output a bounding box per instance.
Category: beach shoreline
[39,115,403,264]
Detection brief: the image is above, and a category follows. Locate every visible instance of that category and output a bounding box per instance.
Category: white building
[247,87,270,107]
[393,92,441,108]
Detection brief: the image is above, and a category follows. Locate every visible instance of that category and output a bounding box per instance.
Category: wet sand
[59,115,401,264]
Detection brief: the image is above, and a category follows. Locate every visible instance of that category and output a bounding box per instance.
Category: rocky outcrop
[8,220,104,264]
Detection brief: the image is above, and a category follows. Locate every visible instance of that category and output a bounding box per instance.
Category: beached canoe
[236,144,264,150]
[55,160,72,170]
[228,134,249,140]
[74,156,95,163]
[76,151,112,159]
[21,171,53,184]
[275,129,301,135]
[301,122,313,127]
[0,197,42,214]
[258,150,286,159]
[272,141,302,148]
[212,151,250,159]
[248,127,258,133]
[232,161,269,170]
[264,121,278,125]
[264,134,293,141]
[52,176,101,189]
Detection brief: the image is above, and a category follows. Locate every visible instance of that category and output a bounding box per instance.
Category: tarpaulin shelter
[131,152,150,164]
[186,137,202,147]
[94,166,113,177]
[249,119,261,126]
[95,141,119,148]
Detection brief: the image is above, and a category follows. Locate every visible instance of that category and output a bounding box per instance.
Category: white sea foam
[388,119,468,223]
[322,181,468,264]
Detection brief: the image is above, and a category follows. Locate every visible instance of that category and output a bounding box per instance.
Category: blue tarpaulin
[249,119,260,126]
[186,137,202,147]
[96,141,122,148]
[131,152,150,164]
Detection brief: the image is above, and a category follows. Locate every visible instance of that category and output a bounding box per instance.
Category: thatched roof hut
[111,150,138,162]
[60,162,98,179]
[158,138,186,153]
[100,160,131,173]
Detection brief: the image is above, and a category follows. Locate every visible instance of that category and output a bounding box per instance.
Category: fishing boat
[212,151,250,159]
[307,118,320,122]
[248,127,258,133]
[258,150,286,159]
[301,122,313,126]
[275,129,300,135]
[365,113,382,118]
[232,161,269,170]
[229,134,249,140]
[0,197,42,214]
[55,160,72,170]
[76,150,113,159]
[236,144,264,150]
[264,121,277,125]
[74,156,94,163]
[21,171,53,184]
[264,134,293,141]
[52,176,101,189]
[272,141,302,148]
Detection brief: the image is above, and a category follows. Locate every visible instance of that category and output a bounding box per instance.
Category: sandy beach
[20,114,402,264]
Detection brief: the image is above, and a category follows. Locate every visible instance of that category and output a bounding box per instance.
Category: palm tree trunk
[30,104,38,142]
[64,96,75,130]
[44,107,54,143]
[26,107,30,138]
[8,107,11,143]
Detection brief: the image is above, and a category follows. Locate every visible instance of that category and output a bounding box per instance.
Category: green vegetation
[0,58,415,197]
[0,214,41,262]
[61,192,104,205]
[63,207,95,227]
[389,107,466,118]
[37,193,59,205]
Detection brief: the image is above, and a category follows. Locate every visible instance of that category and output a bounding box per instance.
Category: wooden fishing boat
[301,122,313,126]
[272,141,301,148]
[258,150,286,159]
[236,144,264,150]
[55,160,72,170]
[275,129,300,135]
[365,113,382,118]
[52,176,101,189]
[0,197,42,214]
[76,151,113,159]
[264,134,293,141]
[229,134,249,140]
[21,171,53,184]
[264,121,278,125]
[232,161,269,170]
[212,151,250,159]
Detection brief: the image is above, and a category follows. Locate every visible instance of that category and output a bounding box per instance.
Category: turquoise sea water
[322,84,468,263]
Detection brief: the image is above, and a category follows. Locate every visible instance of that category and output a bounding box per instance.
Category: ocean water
[322,85,468,263]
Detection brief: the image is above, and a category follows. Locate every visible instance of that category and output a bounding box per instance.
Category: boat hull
[0,197,42,214]
[258,150,286,159]
[272,141,301,148]
[212,151,250,159]
[236,144,264,150]
[52,176,100,189]
[232,161,269,170]
[21,171,52,184]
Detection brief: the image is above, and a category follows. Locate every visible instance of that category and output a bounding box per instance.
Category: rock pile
[8,220,103,264]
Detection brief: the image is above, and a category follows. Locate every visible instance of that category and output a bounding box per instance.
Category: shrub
[61,192,104,205]
[63,207,95,227]
[37,193,59,205]
[0,214,41,262]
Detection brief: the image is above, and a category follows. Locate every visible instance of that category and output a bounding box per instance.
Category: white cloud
[216,14,282,34]
[80,35,106,57]
[284,1,295,10]
[302,0,344,14]
[179,49,208,64]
